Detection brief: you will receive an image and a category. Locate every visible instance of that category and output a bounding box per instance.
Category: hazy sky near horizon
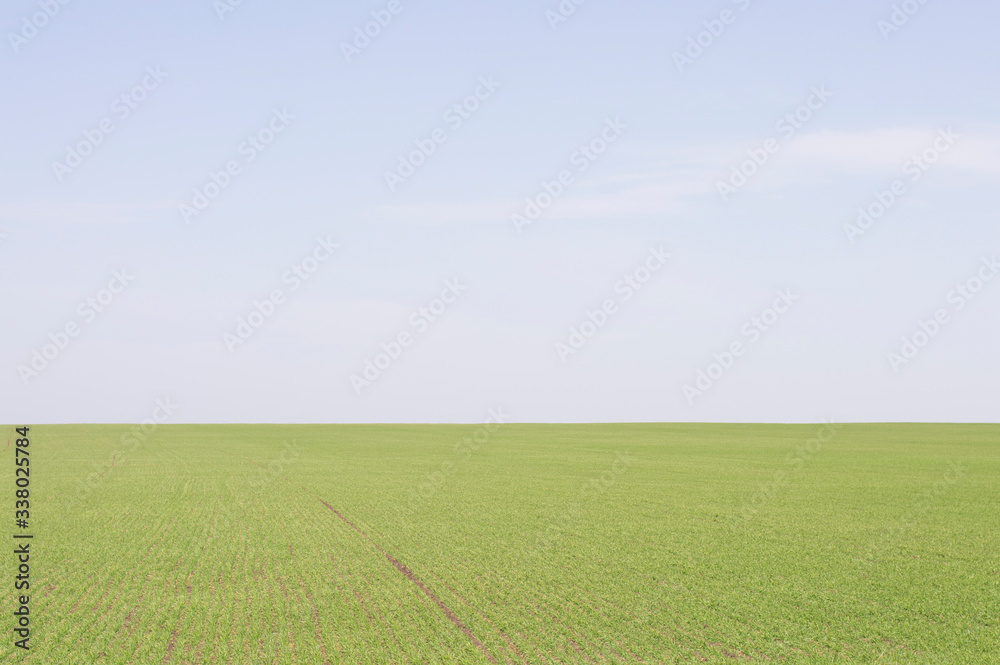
[2,0,998,424]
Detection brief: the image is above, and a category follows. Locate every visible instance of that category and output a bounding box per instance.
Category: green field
[5,423,998,663]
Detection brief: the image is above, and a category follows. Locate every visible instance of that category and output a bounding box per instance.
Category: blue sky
[2,0,998,424]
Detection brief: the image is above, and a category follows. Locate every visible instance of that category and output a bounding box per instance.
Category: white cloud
[782,127,1000,176]
[365,126,1000,225]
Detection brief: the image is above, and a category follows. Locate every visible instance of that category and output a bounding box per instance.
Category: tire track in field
[319,499,497,663]
[456,565,584,664]
[439,579,528,664]
[223,447,493,661]
[326,548,409,662]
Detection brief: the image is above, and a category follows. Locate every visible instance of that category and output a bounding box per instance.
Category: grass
[4,423,997,663]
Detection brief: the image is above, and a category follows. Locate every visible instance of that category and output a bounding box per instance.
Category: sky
[1,0,998,424]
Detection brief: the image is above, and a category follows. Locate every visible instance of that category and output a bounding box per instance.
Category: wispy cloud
[782,127,1000,176]
[366,126,1000,225]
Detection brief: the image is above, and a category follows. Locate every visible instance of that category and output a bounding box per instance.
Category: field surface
[3,423,998,663]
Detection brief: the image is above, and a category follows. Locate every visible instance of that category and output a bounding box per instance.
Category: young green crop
[5,423,997,663]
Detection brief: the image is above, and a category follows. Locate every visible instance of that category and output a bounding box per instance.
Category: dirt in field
[320,499,497,663]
